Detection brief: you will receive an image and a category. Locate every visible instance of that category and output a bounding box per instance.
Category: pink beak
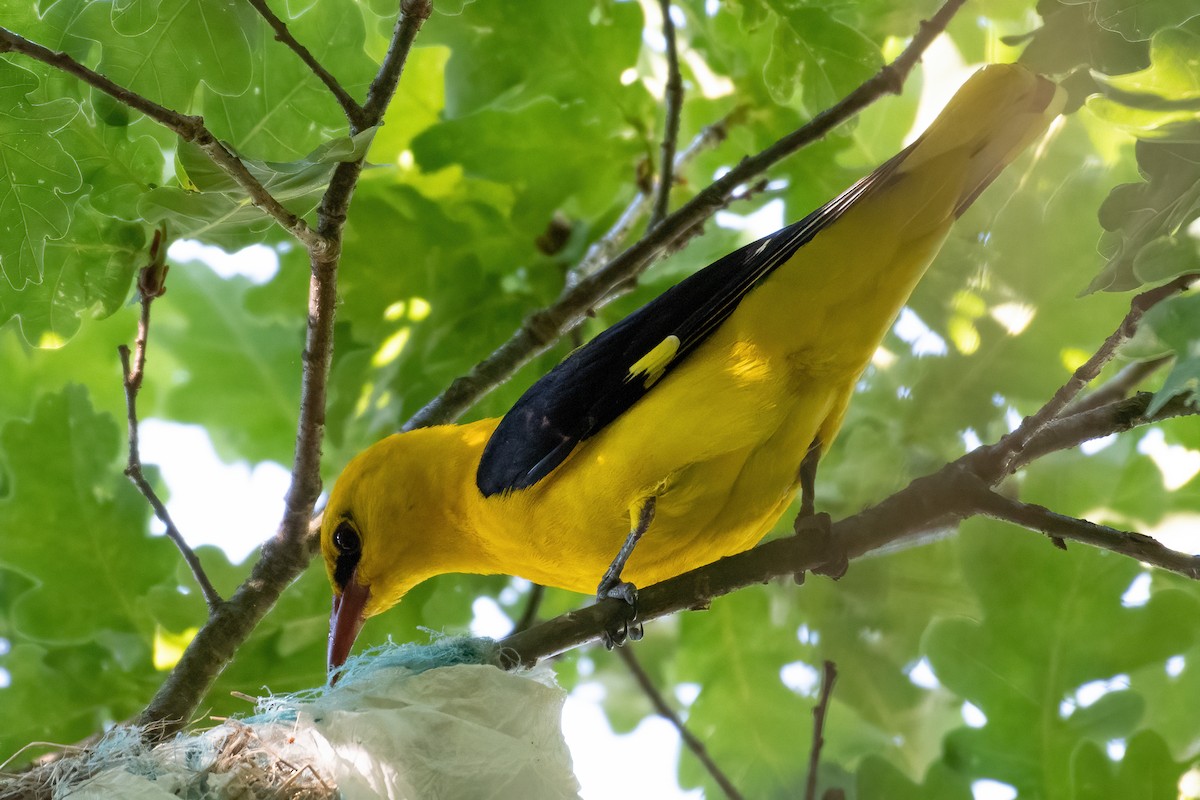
[328,568,370,677]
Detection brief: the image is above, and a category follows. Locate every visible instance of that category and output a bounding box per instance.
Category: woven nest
[0,638,579,800]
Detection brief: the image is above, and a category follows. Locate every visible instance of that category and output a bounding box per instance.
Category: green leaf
[0,385,176,643]
[1085,140,1200,293]
[0,201,144,346]
[1096,27,1200,100]
[1141,292,1200,415]
[0,62,83,288]
[855,756,973,800]
[1094,0,1200,41]
[138,129,375,247]
[762,8,881,110]
[73,0,256,111]
[925,516,1200,795]
[1071,730,1187,800]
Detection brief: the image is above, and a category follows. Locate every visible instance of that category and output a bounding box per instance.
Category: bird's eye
[333,522,360,554]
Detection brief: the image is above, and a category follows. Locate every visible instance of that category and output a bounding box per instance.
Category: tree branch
[650,0,684,231]
[119,230,222,612]
[243,0,367,128]
[804,661,838,800]
[404,0,967,431]
[361,0,433,128]
[1063,354,1174,416]
[993,274,1197,467]
[616,647,746,800]
[137,0,433,736]
[975,492,1200,578]
[0,27,330,255]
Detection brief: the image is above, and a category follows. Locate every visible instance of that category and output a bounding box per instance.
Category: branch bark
[403,0,968,431]
[119,231,222,612]
[804,661,838,800]
[616,647,746,800]
[650,0,684,231]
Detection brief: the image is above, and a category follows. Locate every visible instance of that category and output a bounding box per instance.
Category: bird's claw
[597,579,642,649]
[792,511,847,582]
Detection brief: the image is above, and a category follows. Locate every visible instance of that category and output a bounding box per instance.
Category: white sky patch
[962,428,983,451]
[973,779,1017,800]
[674,683,701,707]
[1107,739,1126,760]
[907,657,940,689]
[1180,767,1200,799]
[139,420,290,563]
[1145,513,1200,555]
[168,240,280,283]
[780,661,821,695]
[1061,675,1129,720]
[1167,655,1186,678]
[1121,573,1151,608]
[1138,429,1200,491]
[907,37,970,146]
[468,597,512,638]
[894,307,948,356]
[563,692,702,800]
[716,198,785,240]
[990,302,1035,336]
[1080,433,1117,455]
[962,701,987,728]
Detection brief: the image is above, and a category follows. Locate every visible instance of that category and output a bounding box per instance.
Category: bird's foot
[792,511,847,583]
[597,579,643,649]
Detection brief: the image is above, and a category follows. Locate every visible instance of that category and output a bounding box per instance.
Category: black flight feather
[475,147,912,497]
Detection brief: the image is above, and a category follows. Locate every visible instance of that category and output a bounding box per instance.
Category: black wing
[475,152,909,497]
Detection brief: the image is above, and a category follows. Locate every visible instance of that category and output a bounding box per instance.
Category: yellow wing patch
[627,335,681,388]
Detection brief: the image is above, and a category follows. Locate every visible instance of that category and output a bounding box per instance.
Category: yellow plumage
[322,64,1064,667]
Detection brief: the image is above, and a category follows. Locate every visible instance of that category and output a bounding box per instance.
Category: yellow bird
[323,64,1064,670]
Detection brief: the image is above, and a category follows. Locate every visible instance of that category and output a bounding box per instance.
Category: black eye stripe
[332,520,361,589]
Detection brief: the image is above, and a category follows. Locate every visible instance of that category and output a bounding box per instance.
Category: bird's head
[320,423,497,674]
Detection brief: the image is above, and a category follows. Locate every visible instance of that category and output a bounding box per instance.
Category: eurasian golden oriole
[323,63,1064,670]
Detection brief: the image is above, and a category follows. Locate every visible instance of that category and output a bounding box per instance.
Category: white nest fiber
[45,638,580,799]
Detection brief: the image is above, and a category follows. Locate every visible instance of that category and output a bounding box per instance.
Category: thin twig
[405,0,968,431]
[119,231,222,611]
[650,0,684,231]
[1063,354,1174,416]
[1014,392,1196,473]
[993,274,1197,466]
[511,584,546,635]
[360,0,433,128]
[615,647,746,800]
[804,661,838,800]
[0,27,329,255]
[567,116,733,289]
[976,492,1200,577]
[243,0,366,127]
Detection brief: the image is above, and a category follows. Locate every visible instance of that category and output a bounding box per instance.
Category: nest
[0,638,579,800]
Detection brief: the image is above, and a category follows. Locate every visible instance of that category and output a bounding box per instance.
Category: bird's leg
[596,496,657,648]
[797,438,821,519]
[793,439,847,582]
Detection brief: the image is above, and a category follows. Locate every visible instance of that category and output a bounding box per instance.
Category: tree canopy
[1,0,1200,796]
